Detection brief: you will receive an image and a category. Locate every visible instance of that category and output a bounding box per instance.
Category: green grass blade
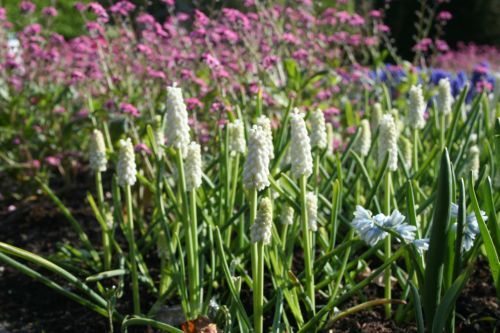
[409,282,425,333]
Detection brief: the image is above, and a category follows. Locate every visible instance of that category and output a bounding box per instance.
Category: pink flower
[435,39,449,52]
[45,156,61,167]
[186,97,203,110]
[161,0,175,6]
[53,106,66,114]
[369,10,382,18]
[42,6,58,17]
[23,23,41,35]
[0,7,7,20]
[109,1,136,15]
[88,2,109,22]
[437,11,452,21]
[20,1,36,13]
[413,38,432,52]
[376,24,390,33]
[120,103,140,117]
[135,143,152,155]
[31,159,41,169]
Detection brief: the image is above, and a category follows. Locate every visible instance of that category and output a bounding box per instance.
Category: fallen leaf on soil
[181,316,221,333]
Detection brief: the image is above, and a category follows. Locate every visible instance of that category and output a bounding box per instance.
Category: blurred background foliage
[2,0,499,56]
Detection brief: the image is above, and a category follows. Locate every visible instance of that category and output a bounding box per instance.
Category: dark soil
[0,174,498,332]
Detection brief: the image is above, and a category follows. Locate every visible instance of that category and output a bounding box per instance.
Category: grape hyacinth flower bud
[306,192,318,232]
[243,125,270,190]
[408,85,426,129]
[185,142,202,191]
[378,114,398,171]
[89,129,107,172]
[154,115,164,158]
[228,119,246,155]
[256,115,274,160]
[290,109,313,178]
[401,137,412,169]
[166,84,190,155]
[437,78,453,115]
[355,119,372,157]
[310,109,327,149]
[469,145,480,181]
[117,138,137,187]
[250,197,273,245]
[281,204,294,225]
[371,102,383,131]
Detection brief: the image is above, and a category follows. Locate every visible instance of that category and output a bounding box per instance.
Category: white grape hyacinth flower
[185,141,202,191]
[281,204,294,225]
[371,102,383,131]
[256,115,274,160]
[378,114,398,171]
[355,119,372,157]
[228,119,246,155]
[290,109,313,178]
[243,125,270,191]
[310,109,327,149]
[469,145,480,181]
[408,85,426,129]
[166,84,190,155]
[117,138,137,187]
[89,129,107,172]
[306,192,318,232]
[250,197,273,245]
[437,78,453,115]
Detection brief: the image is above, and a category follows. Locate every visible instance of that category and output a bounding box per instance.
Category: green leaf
[468,174,500,291]
[409,282,425,333]
[423,149,452,326]
[431,267,472,333]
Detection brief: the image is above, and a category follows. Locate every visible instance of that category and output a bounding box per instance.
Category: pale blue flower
[450,203,488,252]
[351,206,387,246]
[351,207,417,246]
[412,238,429,253]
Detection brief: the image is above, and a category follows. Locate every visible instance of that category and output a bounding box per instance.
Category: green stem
[96,171,111,270]
[300,175,315,313]
[384,171,392,319]
[254,241,265,333]
[125,185,140,315]
[189,189,200,312]
[249,189,258,284]
[175,149,197,318]
[413,129,419,172]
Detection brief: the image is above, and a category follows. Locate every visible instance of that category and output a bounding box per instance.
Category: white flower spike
[378,114,398,171]
[228,119,246,155]
[250,197,273,245]
[306,192,318,232]
[290,109,313,178]
[243,125,271,191]
[310,109,327,149]
[437,78,453,115]
[89,129,107,172]
[166,84,190,155]
[117,138,136,187]
[408,85,426,129]
[185,142,202,191]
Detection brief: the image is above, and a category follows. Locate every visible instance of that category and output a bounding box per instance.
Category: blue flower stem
[384,171,392,319]
[300,175,315,314]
